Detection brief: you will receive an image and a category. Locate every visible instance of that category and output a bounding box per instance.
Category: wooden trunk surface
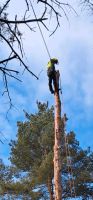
[54,71,62,200]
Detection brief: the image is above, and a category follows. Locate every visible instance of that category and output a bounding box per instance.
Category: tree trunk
[54,70,62,200]
[47,176,54,200]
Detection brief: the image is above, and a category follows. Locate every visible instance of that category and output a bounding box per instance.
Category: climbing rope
[29,0,51,59]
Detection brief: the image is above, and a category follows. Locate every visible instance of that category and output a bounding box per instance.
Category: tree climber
[47,58,59,94]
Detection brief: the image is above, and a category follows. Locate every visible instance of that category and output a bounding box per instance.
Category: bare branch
[0,55,16,64]
[24,0,30,19]
[0,67,19,74]
[0,139,4,144]
[0,0,11,15]
[0,68,21,82]
[41,5,47,18]
[38,0,60,18]
[7,23,23,57]
[0,17,48,24]
[41,21,49,31]
[81,0,93,12]
[38,0,77,35]
[38,0,60,34]
[26,23,36,32]
[25,0,30,11]
[2,71,12,107]
[0,33,39,80]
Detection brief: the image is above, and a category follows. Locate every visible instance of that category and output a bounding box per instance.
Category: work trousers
[48,72,56,94]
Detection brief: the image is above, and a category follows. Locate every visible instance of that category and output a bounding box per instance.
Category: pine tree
[9,102,54,199]
[8,102,93,199]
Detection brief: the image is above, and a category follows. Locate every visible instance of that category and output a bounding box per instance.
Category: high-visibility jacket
[47,58,58,69]
[47,61,55,76]
[47,61,54,69]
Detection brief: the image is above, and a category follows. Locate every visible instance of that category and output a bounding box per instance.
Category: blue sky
[0,0,93,165]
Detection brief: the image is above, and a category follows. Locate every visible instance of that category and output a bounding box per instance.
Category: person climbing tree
[47,58,59,94]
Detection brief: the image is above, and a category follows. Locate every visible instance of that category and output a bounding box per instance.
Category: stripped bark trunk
[54,70,62,200]
[47,176,54,200]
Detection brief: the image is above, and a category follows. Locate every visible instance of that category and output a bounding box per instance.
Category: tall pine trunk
[54,70,62,200]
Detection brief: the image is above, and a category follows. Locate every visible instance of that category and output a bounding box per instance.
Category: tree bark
[54,70,62,200]
[47,176,54,200]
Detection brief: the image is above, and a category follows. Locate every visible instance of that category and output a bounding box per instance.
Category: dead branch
[0,55,16,64]
[0,33,39,80]
[0,0,11,15]
[0,17,48,24]
[81,0,93,11]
